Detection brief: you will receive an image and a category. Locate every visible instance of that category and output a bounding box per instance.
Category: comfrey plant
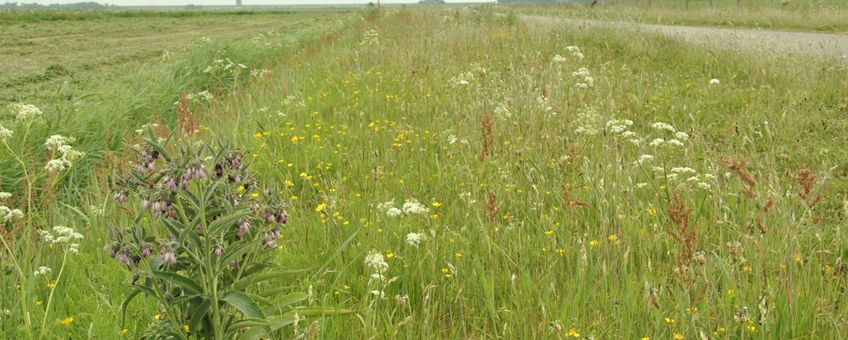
[110,134,339,339]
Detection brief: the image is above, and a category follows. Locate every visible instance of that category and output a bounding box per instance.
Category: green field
[1,5,847,339]
[509,0,848,33]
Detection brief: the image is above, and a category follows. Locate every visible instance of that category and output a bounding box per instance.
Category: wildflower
[0,124,12,141]
[1,206,24,221]
[161,252,177,265]
[651,122,676,133]
[12,103,43,122]
[673,333,684,340]
[664,317,675,325]
[589,240,599,247]
[386,207,402,217]
[649,138,665,147]
[709,78,720,85]
[544,230,554,236]
[183,324,190,333]
[35,266,52,276]
[45,159,66,173]
[405,232,425,247]
[551,54,567,63]
[647,208,657,216]
[566,328,580,337]
[635,154,654,165]
[402,199,429,215]
[364,250,389,274]
[0,192,10,199]
[59,316,73,326]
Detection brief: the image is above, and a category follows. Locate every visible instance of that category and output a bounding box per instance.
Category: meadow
[1,4,848,339]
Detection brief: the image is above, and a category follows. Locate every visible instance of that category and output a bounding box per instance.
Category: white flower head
[709,78,720,85]
[11,104,43,122]
[35,266,51,276]
[364,250,389,274]
[0,125,12,142]
[405,232,426,247]
[402,199,429,215]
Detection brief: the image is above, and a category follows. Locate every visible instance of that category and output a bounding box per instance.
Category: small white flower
[405,232,425,247]
[697,182,712,190]
[402,199,429,215]
[45,159,66,173]
[0,125,12,141]
[12,104,43,122]
[649,138,665,147]
[635,182,649,189]
[386,207,402,218]
[666,139,684,147]
[674,131,689,141]
[364,250,389,274]
[35,266,51,276]
[670,167,697,175]
[651,122,676,133]
[709,78,721,85]
[636,154,654,165]
[0,192,11,200]
[551,54,567,63]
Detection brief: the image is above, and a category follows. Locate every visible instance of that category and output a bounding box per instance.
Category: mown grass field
[2,5,848,339]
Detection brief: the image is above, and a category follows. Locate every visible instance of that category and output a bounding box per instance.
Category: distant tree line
[0,2,113,9]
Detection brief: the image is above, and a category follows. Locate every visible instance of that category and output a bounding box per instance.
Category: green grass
[3,5,848,339]
[507,1,848,33]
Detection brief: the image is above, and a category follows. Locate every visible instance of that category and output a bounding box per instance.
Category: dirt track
[520,14,848,59]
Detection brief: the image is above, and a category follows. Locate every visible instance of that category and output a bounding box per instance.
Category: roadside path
[520,14,848,59]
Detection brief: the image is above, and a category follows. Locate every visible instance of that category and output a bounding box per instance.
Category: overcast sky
[25,0,493,5]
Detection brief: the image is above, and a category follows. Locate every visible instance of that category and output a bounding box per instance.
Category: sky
[23,0,492,5]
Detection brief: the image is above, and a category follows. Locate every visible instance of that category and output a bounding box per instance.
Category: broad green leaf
[188,298,212,337]
[221,291,264,318]
[152,270,204,294]
[120,285,155,326]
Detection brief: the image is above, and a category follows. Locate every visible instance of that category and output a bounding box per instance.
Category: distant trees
[419,0,446,4]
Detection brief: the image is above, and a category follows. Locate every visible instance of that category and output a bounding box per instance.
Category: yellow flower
[432,201,442,208]
[183,324,190,333]
[59,316,73,326]
[686,306,698,314]
[385,252,395,260]
[646,208,657,216]
[642,337,650,340]
[544,230,554,236]
[664,317,675,325]
[589,240,599,247]
[250,192,259,198]
[566,329,580,337]
[455,251,463,257]
[673,333,684,340]
[154,313,162,320]
[253,132,263,138]
[607,234,618,242]
[121,328,129,335]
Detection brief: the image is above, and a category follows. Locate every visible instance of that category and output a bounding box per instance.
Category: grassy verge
[197,7,847,338]
[0,9,358,338]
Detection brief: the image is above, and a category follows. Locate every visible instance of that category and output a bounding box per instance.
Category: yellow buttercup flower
[59,316,73,326]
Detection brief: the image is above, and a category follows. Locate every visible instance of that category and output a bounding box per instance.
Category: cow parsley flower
[0,125,12,141]
[402,199,430,215]
[649,138,665,147]
[1,206,24,222]
[551,54,567,63]
[12,104,43,122]
[635,154,654,165]
[45,159,66,173]
[406,232,425,247]
[0,192,11,200]
[651,122,676,133]
[364,250,389,274]
[386,207,402,217]
[709,78,720,85]
[34,266,52,276]
[566,46,584,59]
